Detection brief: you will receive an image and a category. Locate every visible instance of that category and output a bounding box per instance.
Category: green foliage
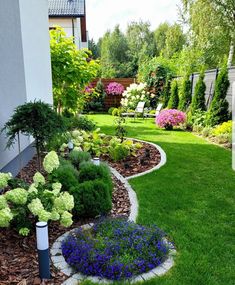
[108,107,115,115]
[207,66,230,126]
[68,150,91,170]
[65,115,96,131]
[191,72,206,114]
[84,80,106,112]
[211,120,232,136]
[2,101,65,168]
[71,179,112,218]
[112,108,121,117]
[114,117,127,142]
[78,162,112,193]
[154,22,171,55]
[88,38,100,59]
[51,161,79,192]
[167,80,179,109]
[50,27,100,113]
[162,75,172,108]
[179,75,192,111]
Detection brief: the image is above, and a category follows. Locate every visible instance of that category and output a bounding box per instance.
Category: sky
[86,0,181,42]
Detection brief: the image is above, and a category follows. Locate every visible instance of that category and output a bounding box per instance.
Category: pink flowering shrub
[156,109,186,130]
[106,82,125,95]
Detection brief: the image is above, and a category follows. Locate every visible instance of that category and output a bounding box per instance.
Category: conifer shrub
[207,66,230,126]
[68,150,91,170]
[167,79,179,109]
[191,72,206,114]
[179,75,192,111]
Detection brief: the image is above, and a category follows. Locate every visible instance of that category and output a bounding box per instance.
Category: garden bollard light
[93,157,100,166]
[36,222,51,280]
[68,140,74,152]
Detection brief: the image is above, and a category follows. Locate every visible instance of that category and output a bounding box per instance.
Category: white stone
[61,266,75,277]
[141,270,157,281]
[62,277,79,285]
[130,275,145,283]
[51,241,61,249]
[161,257,174,270]
[151,265,167,276]
[56,262,70,271]
[81,224,92,230]
[51,255,65,264]
[72,273,85,280]
[50,248,62,256]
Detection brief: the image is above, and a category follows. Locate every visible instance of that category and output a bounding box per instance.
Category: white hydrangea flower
[0,196,8,210]
[28,198,44,216]
[5,188,28,205]
[33,172,45,186]
[28,183,38,194]
[60,211,73,227]
[0,172,12,189]
[38,209,51,222]
[43,151,59,173]
[54,192,74,213]
[0,207,13,227]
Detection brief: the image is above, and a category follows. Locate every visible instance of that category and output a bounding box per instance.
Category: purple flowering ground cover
[62,218,170,280]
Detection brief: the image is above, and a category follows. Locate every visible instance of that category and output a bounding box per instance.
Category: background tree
[126,20,156,76]
[179,74,192,111]
[207,66,230,126]
[162,75,172,108]
[168,80,179,109]
[88,38,100,59]
[154,22,171,55]
[100,26,130,78]
[191,72,206,114]
[162,24,186,59]
[50,27,99,113]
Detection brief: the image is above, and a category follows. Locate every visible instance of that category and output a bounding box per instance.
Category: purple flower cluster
[106,82,125,95]
[156,109,186,130]
[62,218,170,281]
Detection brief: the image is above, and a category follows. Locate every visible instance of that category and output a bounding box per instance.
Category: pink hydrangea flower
[106,82,124,95]
[156,109,186,130]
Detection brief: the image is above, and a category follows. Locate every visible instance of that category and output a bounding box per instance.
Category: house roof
[48,0,85,17]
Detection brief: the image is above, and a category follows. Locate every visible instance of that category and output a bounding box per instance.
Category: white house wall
[0,0,53,172]
[49,18,82,49]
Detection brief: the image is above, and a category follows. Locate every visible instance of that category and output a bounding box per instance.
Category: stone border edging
[126,139,167,180]
[51,140,173,285]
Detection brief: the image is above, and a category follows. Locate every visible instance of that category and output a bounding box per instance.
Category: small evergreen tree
[167,79,179,109]
[191,72,206,114]
[179,75,192,111]
[162,75,172,108]
[207,66,230,126]
[2,101,65,169]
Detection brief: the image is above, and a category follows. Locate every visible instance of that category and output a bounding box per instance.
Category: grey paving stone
[50,248,62,256]
[161,257,174,270]
[151,265,167,276]
[72,273,86,280]
[51,241,61,249]
[130,275,145,283]
[61,266,76,276]
[55,261,70,271]
[62,277,79,285]
[51,255,65,264]
[141,270,157,281]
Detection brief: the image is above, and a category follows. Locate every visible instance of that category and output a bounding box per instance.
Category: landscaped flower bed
[62,218,170,281]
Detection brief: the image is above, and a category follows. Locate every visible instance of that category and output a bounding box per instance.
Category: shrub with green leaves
[68,150,91,170]
[162,75,172,108]
[71,179,112,218]
[65,115,96,132]
[167,79,179,109]
[207,66,230,126]
[2,101,65,169]
[191,72,206,114]
[211,120,232,136]
[108,107,115,115]
[112,108,121,116]
[0,151,74,236]
[179,75,192,111]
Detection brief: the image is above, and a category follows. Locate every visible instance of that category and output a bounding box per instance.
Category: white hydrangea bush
[0,151,74,236]
[120,82,150,110]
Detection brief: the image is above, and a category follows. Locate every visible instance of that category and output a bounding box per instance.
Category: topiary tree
[167,79,179,109]
[2,101,65,169]
[178,74,192,111]
[207,66,230,126]
[191,72,206,114]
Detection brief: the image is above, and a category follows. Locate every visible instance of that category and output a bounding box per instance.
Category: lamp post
[68,140,74,152]
[36,222,50,280]
[93,157,100,166]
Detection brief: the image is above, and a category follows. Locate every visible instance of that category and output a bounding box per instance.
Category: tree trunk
[227,38,234,67]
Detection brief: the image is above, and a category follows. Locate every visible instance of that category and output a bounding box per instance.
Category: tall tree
[162,24,186,58]
[154,22,171,55]
[126,20,156,76]
[100,26,130,78]
[88,38,100,59]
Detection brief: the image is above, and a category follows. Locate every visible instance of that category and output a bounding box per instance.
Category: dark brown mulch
[0,140,161,285]
[102,141,161,177]
[0,169,131,285]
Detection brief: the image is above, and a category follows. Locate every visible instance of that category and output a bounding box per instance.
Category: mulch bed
[0,140,161,285]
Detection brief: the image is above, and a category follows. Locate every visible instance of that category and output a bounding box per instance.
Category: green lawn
[81,114,235,285]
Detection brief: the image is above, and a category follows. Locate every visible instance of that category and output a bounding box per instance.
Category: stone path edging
[51,140,174,285]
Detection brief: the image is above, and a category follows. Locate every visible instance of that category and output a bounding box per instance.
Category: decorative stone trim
[50,140,173,284]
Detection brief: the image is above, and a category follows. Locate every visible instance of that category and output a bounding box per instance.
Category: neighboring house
[48,0,88,49]
[0,0,53,175]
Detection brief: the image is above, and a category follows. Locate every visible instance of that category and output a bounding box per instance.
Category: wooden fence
[91,78,135,110]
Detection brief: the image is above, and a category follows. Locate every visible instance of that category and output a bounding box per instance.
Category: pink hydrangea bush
[106,82,125,95]
[156,109,186,130]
